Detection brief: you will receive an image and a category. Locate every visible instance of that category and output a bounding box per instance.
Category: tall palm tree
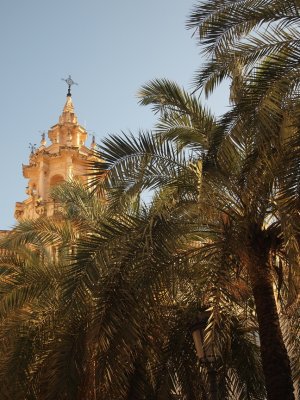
[89,77,300,399]
[186,3,300,398]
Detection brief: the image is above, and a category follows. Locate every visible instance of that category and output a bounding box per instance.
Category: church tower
[14,76,96,221]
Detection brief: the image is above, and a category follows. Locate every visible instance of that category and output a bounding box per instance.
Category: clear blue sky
[0,0,228,229]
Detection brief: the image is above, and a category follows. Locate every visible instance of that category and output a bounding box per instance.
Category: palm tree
[0,175,266,399]
[186,3,300,398]
[89,77,300,399]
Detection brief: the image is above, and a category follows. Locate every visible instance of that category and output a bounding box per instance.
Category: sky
[0,0,228,229]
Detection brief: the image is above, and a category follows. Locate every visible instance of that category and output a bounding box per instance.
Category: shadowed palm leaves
[0,172,265,399]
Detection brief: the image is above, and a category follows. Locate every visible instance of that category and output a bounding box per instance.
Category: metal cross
[29,143,37,155]
[61,75,78,96]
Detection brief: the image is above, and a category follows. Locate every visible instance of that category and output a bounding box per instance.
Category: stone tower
[14,84,96,221]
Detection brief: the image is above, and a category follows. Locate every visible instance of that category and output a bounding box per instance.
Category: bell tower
[15,76,96,220]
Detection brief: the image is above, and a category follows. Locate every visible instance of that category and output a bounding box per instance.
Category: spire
[63,96,74,113]
[59,75,78,124]
[59,92,78,124]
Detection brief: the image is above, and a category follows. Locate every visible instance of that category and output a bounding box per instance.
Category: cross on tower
[61,75,78,97]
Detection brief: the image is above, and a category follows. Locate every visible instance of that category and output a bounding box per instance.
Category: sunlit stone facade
[14,93,96,221]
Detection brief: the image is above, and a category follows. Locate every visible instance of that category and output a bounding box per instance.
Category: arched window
[50,174,64,188]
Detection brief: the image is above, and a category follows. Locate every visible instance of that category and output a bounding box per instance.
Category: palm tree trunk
[243,249,295,400]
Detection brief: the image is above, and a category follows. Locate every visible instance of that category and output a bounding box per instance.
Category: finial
[29,143,37,155]
[91,135,96,149]
[61,75,78,97]
[39,131,46,147]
